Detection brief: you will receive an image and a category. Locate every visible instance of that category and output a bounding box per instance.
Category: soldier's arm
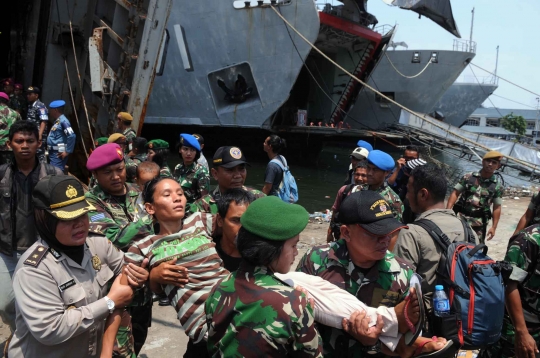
[515,209,534,235]
[445,190,460,209]
[38,121,46,140]
[85,197,154,250]
[61,120,77,153]
[291,295,323,357]
[197,167,211,196]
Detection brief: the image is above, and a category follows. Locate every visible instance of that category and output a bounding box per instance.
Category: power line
[469,65,505,118]
[470,62,540,98]
[490,94,537,110]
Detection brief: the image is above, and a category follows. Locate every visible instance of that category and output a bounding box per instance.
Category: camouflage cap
[483,151,503,160]
[240,196,309,241]
[147,139,169,149]
[33,175,95,221]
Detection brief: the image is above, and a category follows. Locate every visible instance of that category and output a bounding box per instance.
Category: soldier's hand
[294,285,315,308]
[149,259,189,288]
[486,227,496,241]
[124,258,149,288]
[342,311,383,346]
[515,330,539,358]
[108,274,134,308]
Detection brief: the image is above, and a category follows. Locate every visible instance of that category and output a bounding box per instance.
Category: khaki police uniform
[8,236,124,357]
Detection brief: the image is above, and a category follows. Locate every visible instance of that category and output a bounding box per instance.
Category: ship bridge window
[465,118,479,126]
[412,52,420,63]
[375,92,394,108]
[430,52,438,63]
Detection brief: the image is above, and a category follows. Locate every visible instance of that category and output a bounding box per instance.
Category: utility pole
[469,8,475,52]
[536,97,539,146]
[494,46,499,85]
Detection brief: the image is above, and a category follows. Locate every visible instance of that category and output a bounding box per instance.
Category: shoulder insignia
[24,245,48,267]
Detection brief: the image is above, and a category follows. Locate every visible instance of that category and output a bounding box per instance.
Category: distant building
[464,107,540,142]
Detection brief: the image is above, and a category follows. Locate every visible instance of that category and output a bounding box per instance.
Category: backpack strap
[414,218,452,252]
[39,164,59,179]
[340,184,355,205]
[459,216,477,244]
[270,155,287,170]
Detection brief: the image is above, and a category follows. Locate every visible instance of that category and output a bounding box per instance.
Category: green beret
[240,196,309,241]
[147,139,169,150]
[95,137,108,147]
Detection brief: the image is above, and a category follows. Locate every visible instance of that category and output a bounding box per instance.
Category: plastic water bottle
[433,285,450,317]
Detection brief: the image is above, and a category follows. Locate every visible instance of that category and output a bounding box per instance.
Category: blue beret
[86,143,124,171]
[49,100,66,108]
[367,150,395,171]
[180,133,201,151]
[356,140,373,152]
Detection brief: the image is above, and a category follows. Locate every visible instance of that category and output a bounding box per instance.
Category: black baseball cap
[213,146,250,168]
[337,191,406,235]
[26,86,40,94]
[33,175,95,220]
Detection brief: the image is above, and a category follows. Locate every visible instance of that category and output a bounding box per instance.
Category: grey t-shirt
[264,156,285,196]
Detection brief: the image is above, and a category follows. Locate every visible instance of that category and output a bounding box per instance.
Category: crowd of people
[0,90,538,358]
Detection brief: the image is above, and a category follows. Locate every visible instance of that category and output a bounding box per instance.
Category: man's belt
[48,145,60,150]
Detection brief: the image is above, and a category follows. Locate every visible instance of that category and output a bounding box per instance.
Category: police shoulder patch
[24,245,48,267]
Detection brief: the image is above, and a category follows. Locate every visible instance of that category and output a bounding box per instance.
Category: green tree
[501,113,527,139]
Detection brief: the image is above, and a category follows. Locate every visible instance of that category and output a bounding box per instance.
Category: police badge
[91,255,102,271]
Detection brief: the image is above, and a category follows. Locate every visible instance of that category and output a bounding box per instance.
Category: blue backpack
[414,219,505,350]
[270,156,299,203]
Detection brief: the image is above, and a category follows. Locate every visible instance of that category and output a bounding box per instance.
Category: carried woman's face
[55,215,90,246]
[269,235,300,274]
[145,179,186,222]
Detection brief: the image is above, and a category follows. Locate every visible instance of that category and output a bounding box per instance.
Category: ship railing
[373,24,393,35]
[453,39,477,53]
[456,75,498,85]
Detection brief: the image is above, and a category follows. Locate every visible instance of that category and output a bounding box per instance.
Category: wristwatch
[104,296,115,314]
[365,340,381,355]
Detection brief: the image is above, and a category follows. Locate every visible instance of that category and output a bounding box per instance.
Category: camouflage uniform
[479,224,540,358]
[9,94,25,117]
[84,183,154,357]
[297,239,413,357]
[0,104,21,165]
[526,191,540,227]
[453,172,504,243]
[189,186,265,215]
[352,183,404,222]
[122,127,136,152]
[0,104,21,151]
[130,153,147,165]
[160,165,173,178]
[205,261,323,357]
[173,162,210,204]
[124,156,138,183]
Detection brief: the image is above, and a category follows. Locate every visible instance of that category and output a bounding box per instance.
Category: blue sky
[366,0,540,110]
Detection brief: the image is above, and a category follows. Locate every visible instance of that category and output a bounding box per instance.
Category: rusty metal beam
[92,16,125,47]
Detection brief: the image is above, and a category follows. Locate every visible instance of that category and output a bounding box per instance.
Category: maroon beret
[87,143,124,171]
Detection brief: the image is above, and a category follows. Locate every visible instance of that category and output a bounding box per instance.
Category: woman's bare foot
[394,336,449,358]
[395,286,420,334]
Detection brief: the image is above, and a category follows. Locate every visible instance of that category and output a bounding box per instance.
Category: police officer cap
[179,133,201,151]
[213,146,249,168]
[146,139,169,149]
[26,86,40,94]
[367,150,395,171]
[33,175,96,221]
[356,140,373,152]
[108,133,126,144]
[483,151,503,160]
[240,196,309,241]
[337,191,406,236]
[49,100,66,109]
[86,143,124,171]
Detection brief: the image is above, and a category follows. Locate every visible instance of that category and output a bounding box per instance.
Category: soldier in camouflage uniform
[206,196,323,357]
[447,150,504,243]
[146,139,172,178]
[3,79,23,117]
[13,84,27,119]
[117,112,136,153]
[0,92,21,164]
[108,133,137,183]
[297,191,411,357]
[189,146,265,214]
[128,137,147,165]
[478,224,540,358]
[25,86,48,163]
[84,143,154,357]
[174,133,210,204]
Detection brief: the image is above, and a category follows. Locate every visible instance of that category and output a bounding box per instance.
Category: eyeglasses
[181,146,196,153]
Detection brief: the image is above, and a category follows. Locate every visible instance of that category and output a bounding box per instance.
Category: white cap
[350,147,369,160]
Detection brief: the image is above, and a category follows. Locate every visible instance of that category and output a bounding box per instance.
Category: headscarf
[35,209,85,265]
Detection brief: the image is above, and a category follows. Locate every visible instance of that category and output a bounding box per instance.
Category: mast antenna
[494,45,499,85]
[469,7,474,52]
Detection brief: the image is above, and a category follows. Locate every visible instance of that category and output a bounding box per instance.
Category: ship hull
[432,82,498,127]
[347,49,475,130]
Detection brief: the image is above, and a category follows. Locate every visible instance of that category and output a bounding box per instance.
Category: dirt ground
[0,197,531,357]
